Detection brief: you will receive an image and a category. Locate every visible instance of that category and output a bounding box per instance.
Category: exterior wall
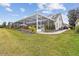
[54,14,64,30]
[76,22,79,26]
[36,14,55,32]
[76,19,79,26]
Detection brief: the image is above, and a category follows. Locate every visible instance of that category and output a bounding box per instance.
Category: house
[76,12,79,26]
[76,19,79,26]
[48,13,64,30]
[13,13,64,32]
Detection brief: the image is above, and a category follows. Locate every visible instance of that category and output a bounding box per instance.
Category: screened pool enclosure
[14,13,64,32]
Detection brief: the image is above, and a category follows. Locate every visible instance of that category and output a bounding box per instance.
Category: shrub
[63,26,68,29]
[75,26,79,33]
[28,25,36,33]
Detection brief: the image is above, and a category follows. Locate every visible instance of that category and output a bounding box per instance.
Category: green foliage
[28,25,36,33]
[68,8,79,29]
[2,22,6,28]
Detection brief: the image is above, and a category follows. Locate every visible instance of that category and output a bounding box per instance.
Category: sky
[0,3,79,25]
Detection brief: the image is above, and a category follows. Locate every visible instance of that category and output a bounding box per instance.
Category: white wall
[54,14,63,30]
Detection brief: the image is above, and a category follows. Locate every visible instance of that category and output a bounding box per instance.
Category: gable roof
[48,13,62,21]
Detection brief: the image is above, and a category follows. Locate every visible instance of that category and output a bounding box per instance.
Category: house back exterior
[13,13,64,32]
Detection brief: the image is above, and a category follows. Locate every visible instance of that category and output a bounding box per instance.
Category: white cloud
[6,7,13,12]
[0,3,11,7]
[47,3,66,11]
[0,3,13,12]
[11,14,19,17]
[20,8,26,12]
[38,3,66,10]
[37,3,66,14]
[62,13,69,24]
[42,10,52,14]
[37,3,46,10]
[42,11,49,13]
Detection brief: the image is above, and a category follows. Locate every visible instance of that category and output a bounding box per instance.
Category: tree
[2,22,6,28]
[68,9,77,29]
[76,8,79,19]
[7,22,13,28]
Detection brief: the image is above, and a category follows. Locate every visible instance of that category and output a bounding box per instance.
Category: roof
[14,13,62,24]
[16,13,53,23]
[48,13,62,20]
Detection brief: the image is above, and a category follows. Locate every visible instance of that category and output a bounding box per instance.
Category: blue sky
[0,3,79,24]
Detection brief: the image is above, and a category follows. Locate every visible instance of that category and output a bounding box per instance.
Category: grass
[0,28,79,55]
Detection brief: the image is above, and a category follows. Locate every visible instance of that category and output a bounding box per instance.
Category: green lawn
[0,28,79,56]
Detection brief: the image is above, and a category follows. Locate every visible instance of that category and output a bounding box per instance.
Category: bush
[0,25,3,28]
[63,26,68,29]
[28,25,36,33]
[75,26,79,33]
